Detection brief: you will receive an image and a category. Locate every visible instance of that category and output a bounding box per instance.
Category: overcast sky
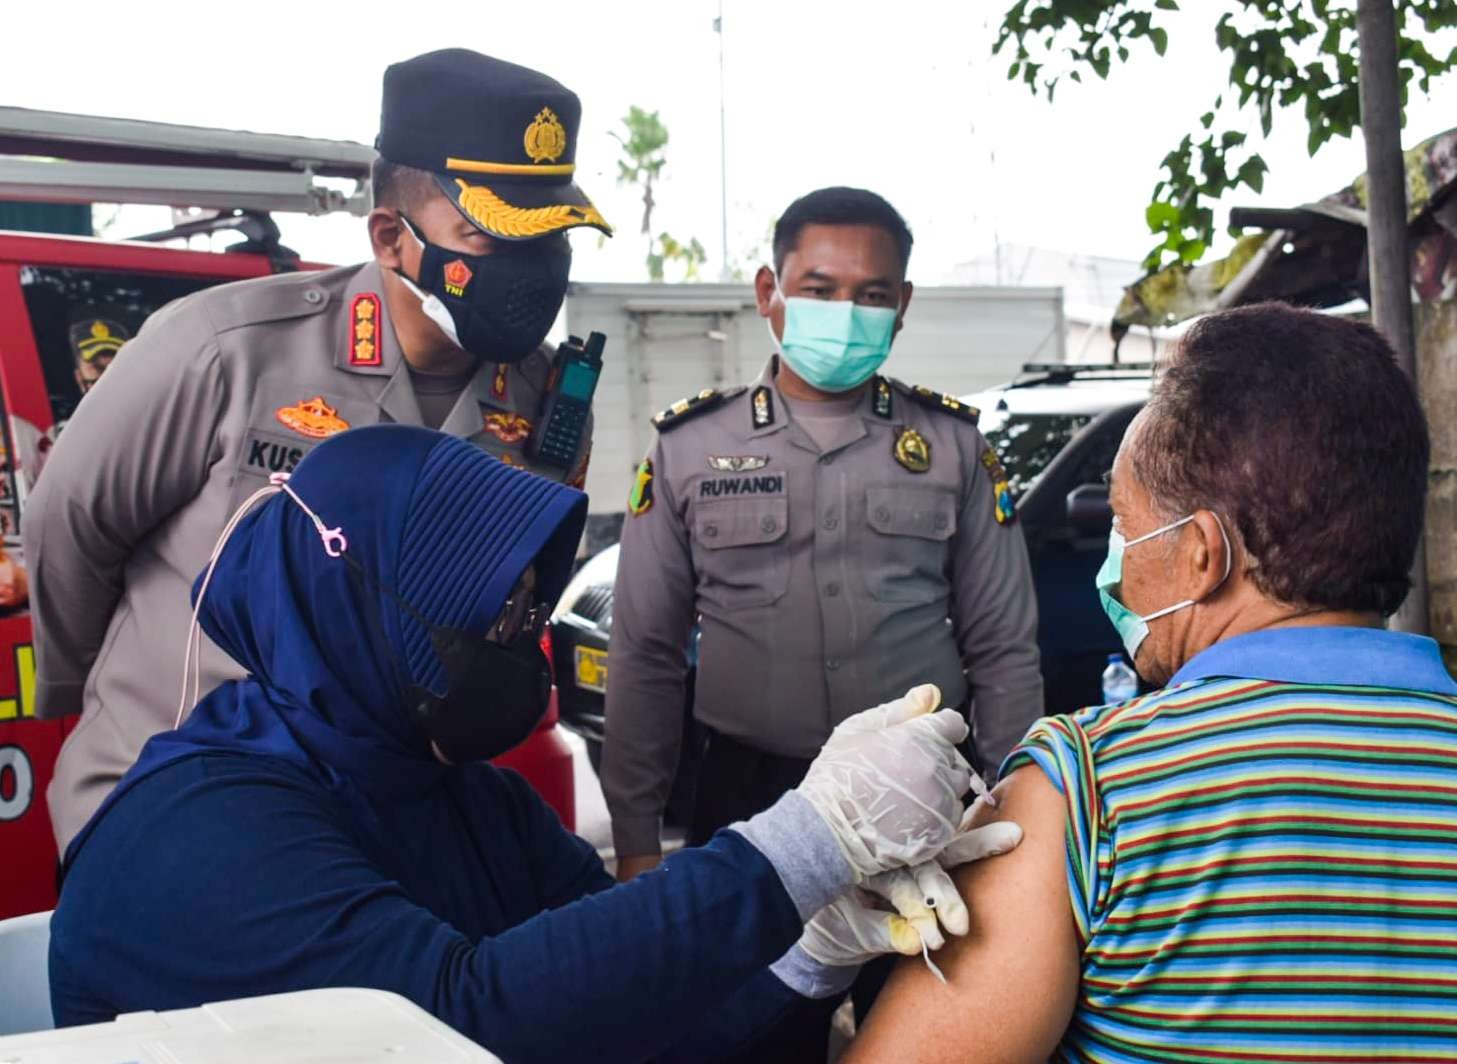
[5,0,1455,290]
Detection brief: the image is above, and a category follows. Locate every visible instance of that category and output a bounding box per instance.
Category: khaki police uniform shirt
[602,361,1043,857]
[23,261,591,851]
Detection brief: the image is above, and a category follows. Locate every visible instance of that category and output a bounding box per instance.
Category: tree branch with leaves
[612,106,710,282]
[995,0,1457,270]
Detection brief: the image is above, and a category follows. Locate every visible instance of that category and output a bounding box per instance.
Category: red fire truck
[0,109,575,920]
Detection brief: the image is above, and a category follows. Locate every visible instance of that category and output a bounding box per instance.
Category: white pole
[715,0,732,282]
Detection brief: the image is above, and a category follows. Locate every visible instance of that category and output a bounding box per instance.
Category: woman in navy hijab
[48,425,998,1063]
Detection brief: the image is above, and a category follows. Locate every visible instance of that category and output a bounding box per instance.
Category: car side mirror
[1067,484,1112,533]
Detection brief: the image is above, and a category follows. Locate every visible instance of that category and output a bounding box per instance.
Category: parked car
[0,229,576,921]
[969,362,1153,714]
[548,361,1154,792]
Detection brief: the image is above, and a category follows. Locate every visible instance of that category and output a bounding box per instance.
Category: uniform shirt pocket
[691,497,790,608]
[862,486,958,603]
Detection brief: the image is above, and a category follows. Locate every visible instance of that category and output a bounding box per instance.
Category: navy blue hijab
[69,424,587,855]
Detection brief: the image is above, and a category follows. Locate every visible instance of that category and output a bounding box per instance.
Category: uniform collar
[1168,626,1457,695]
[747,356,882,454]
[349,261,498,439]
[438,362,499,438]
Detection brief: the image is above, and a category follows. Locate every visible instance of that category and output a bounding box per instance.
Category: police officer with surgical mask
[603,187,1045,1060]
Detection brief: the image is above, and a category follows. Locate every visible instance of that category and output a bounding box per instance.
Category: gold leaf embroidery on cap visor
[454,179,613,239]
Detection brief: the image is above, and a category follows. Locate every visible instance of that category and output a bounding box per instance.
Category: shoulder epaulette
[651,386,745,432]
[890,378,981,426]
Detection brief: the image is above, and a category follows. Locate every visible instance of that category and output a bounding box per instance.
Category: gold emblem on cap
[524,107,568,164]
[894,427,931,473]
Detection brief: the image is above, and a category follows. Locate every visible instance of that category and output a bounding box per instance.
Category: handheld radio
[529,331,606,468]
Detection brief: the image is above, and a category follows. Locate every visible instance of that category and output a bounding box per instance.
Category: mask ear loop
[174,472,349,729]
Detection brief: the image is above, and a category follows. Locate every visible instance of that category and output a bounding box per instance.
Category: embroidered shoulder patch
[628,457,654,515]
[980,447,1016,525]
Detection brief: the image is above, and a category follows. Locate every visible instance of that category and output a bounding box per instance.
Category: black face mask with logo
[398,215,571,364]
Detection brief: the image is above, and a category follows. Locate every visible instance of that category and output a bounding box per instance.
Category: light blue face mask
[773,289,898,393]
[1095,513,1232,661]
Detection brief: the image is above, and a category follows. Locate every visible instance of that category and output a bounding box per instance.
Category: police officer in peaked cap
[24,49,613,854]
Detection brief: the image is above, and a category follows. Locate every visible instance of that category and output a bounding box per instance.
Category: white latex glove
[795,684,973,882]
[800,801,1024,969]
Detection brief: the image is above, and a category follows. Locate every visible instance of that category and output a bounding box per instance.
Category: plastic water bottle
[1101,654,1138,704]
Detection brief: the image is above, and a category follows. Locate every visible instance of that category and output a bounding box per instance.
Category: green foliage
[612,106,671,244]
[995,0,1457,270]
[647,232,708,283]
[612,106,709,282]
[612,106,670,190]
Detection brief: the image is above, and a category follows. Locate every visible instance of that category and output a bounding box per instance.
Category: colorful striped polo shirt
[1005,626,1457,1063]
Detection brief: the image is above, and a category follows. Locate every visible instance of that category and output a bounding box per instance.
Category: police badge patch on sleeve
[979,446,1016,524]
[628,457,654,516]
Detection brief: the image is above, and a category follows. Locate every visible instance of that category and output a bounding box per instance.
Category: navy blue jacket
[52,753,805,1062]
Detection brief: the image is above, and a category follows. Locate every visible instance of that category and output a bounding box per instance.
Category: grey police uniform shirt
[23,260,591,852]
[602,361,1043,857]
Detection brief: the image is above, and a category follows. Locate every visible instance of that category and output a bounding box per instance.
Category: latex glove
[795,684,972,882]
[800,801,1023,969]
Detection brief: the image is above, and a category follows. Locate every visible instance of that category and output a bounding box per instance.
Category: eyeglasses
[490,592,549,643]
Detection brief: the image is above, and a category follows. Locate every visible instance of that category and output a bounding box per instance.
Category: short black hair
[772,187,913,275]
[371,157,442,213]
[1133,302,1429,617]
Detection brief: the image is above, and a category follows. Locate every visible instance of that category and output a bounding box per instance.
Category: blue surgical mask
[1095,513,1232,661]
[772,288,897,393]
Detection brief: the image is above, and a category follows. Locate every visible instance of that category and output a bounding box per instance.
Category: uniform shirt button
[874,506,891,523]
[825,658,841,671]
[934,514,949,531]
[822,515,839,531]
[303,289,324,305]
[703,523,719,539]
[825,582,841,597]
[761,517,777,534]
[819,454,834,465]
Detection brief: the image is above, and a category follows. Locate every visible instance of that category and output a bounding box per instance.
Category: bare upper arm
[844,766,1080,1064]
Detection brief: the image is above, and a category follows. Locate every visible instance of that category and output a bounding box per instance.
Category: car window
[1066,418,1128,491]
[983,413,1094,499]
[18,265,216,428]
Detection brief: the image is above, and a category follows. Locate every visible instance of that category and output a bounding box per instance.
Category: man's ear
[753,265,777,318]
[1188,509,1232,599]
[894,280,914,336]
[368,208,407,271]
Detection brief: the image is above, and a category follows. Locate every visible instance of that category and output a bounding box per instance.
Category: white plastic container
[0,987,501,1063]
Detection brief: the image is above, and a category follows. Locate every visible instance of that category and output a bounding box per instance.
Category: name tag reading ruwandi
[698,473,785,498]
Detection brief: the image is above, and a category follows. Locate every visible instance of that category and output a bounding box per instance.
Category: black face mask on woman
[396,214,571,364]
[409,625,551,765]
[346,555,552,764]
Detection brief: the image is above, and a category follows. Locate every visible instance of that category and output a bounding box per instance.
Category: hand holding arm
[844,767,1080,1064]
